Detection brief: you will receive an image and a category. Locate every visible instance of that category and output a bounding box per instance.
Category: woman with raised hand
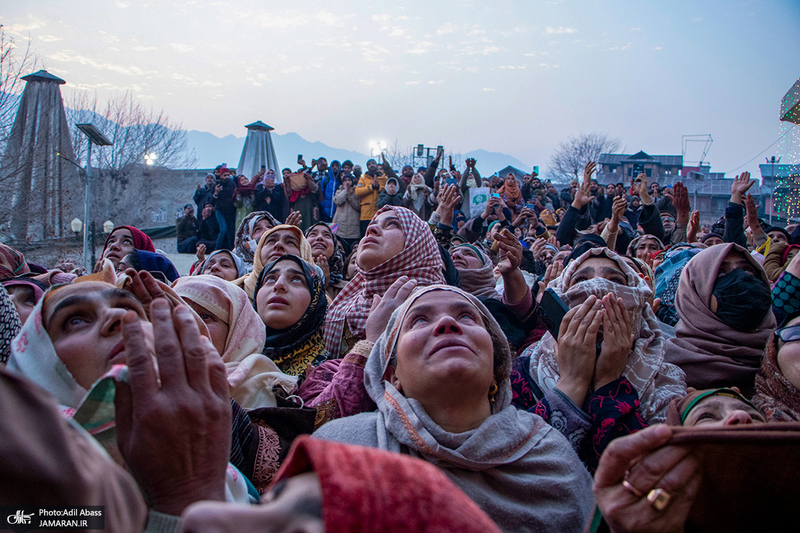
[231,211,279,272]
[323,205,445,357]
[515,247,686,471]
[305,222,348,300]
[313,285,594,532]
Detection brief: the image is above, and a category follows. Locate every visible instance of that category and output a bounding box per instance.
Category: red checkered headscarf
[323,206,444,356]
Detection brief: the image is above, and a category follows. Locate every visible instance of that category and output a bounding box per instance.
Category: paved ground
[164,252,197,276]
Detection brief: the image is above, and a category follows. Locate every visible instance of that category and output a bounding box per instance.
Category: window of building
[646,169,652,177]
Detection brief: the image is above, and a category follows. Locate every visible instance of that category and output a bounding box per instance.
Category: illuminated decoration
[781,78,800,125]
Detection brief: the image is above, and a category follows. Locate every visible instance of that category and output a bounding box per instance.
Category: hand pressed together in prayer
[114,298,231,517]
[594,293,635,390]
[555,295,602,406]
[594,425,701,533]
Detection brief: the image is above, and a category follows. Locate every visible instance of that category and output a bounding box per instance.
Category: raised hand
[314,254,331,288]
[633,173,651,203]
[573,162,595,208]
[495,229,523,276]
[364,276,419,342]
[687,210,700,242]
[115,300,231,516]
[196,242,206,262]
[730,171,755,204]
[555,295,602,406]
[594,293,634,390]
[285,210,302,228]
[672,182,690,222]
[744,193,762,235]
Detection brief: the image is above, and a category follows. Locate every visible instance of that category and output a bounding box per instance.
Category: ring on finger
[647,488,671,511]
[621,474,644,499]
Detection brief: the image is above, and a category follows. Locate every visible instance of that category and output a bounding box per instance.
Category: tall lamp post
[76,124,113,273]
[767,156,781,224]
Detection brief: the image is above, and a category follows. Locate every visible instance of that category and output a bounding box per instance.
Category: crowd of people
[1,152,799,532]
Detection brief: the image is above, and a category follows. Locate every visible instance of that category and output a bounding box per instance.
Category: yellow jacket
[355,173,387,221]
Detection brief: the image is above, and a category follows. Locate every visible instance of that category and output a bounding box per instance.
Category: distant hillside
[184,130,533,176]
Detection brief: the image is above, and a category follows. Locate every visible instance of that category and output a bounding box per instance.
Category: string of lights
[771,122,800,218]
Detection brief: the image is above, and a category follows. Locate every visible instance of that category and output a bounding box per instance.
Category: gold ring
[647,488,671,511]
[622,480,644,498]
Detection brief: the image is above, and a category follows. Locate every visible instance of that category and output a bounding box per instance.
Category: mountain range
[184,129,533,177]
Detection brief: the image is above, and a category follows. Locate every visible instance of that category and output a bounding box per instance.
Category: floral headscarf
[233,211,280,264]
[305,222,345,286]
[255,255,328,377]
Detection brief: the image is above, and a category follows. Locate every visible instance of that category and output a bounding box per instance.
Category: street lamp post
[76,124,113,273]
[767,156,781,224]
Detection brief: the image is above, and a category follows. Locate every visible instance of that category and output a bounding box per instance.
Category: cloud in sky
[4,0,798,178]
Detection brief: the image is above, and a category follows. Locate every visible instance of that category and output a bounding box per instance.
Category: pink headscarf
[172,275,264,363]
[323,206,444,356]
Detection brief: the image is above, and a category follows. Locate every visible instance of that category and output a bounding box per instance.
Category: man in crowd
[176,204,200,254]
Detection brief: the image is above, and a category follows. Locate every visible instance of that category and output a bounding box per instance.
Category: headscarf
[172,275,296,409]
[323,206,445,356]
[408,173,429,212]
[654,246,703,326]
[497,175,522,204]
[234,224,314,302]
[753,334,800,421]
[269,436,501,533]
[200,250,248,279]
[0,243,30,280]
[627,234,665,257]
[523,247,687,422]
[233,211,280,264]
[101,226,155,255]
[664,243,777,393]
[361,285,594,532]
[0,285,22,365]
[125,250,180,283]
[451,244,497,300]
[0,367,148,530]
[666,387,759,425]
[304,222,345,286]
[255,255,328,377]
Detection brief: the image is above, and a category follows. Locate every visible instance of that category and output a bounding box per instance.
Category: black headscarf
[254,255,328,377]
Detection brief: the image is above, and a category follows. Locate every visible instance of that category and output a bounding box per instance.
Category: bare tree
[382,138,414,172]
[549,132,622,181]
[0,26,37,155]
[65,91,196,224]
[66,90,194,171]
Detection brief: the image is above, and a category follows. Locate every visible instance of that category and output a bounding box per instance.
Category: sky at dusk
[5,0,800,177]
